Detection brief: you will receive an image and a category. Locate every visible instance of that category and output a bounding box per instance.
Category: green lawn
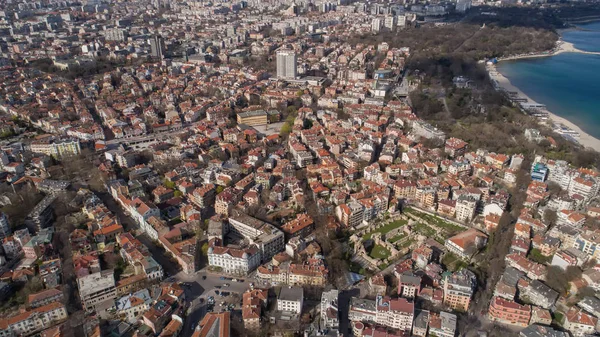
[442,252,468,272]
[389,233,407,243]
[369,245,391,260]
[413,223,436,237]
[405,208,464,236]
[399,239,416,250]
[363,220,407,241]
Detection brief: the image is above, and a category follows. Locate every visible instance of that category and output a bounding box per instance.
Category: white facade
[77,270,117,312]
[321,289,339,328]
[207,247,261,275]
[277,287,303,314]
[0,212,10,240]
[276,50,297,79]
[2,302,67,336]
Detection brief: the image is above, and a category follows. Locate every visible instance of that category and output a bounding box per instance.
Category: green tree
[164,179,176,189]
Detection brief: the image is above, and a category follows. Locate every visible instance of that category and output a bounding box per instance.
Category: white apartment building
[455,197,477,223]
[207,245,261,275]
[384,16,396,30]
[375,296,414,331]
[0,212,10,240]
[569,176,598,201]
[276,49,297,79]
[321,289,339,329]
[77,270,117,312]
[30,138,81,158]
[228,215,285,263]
[278,286,304,314]
[0,301,67,336]
[371,18,383,32]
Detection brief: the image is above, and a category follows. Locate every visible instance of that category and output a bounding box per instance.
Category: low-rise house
[520,324,569,337]
[242,288,268,330]
[563,307,598,337]
[428,311,457,337]
[115,289,152,323]
[0,302,67,336]
[192,312,230,337]
[530,306,552,326]
[412,310,429,337]
[445,228,488,260]
[517,280,558,310]
[578,296,600,318]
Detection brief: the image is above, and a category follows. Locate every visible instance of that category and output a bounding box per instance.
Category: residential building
[520,324,569,337]
[455,197,477,223]
[115,289,152,324]
[445,228,488,260]
[276,49,297,79]
[488,296,531,327]
[192,312,230,337]
[277,286,303,314]
[349,297,377,323]
[237,110,268,126]
[443,269,476,312]
[563,307,598,337]
[321,289,339,329]
[242,289,268,330]
[77,270,116,312]
[0,302,67,336]
[412,310,429,337]
[398,273,421,299]
[428,311,457,337]
[518,280,558,310]
[0,212,10,240]
[28,288,64,309]
[374,296,414,332]
[30,138,81,158]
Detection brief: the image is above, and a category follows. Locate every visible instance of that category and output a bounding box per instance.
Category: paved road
[338,288,360,337]
[98,191,181,276]
[174,269,258,337]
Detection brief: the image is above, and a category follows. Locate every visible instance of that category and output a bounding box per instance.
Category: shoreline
[486,30,600,153]
[487,61,600,152]
[495,39,600,62]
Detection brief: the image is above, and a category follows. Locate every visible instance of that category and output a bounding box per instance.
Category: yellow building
[237,110,268,126]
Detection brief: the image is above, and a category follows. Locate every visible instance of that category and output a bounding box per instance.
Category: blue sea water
[496,22,600,139]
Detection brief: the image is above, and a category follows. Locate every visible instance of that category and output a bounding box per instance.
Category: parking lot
[173,270,259,337]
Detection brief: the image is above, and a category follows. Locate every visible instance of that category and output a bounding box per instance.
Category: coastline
[495,40,600,62]
[487,39,600,152]
[487,61,600,152]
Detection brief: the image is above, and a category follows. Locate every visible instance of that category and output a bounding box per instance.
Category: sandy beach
[487,40,600,152]
[496,40,600,62]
